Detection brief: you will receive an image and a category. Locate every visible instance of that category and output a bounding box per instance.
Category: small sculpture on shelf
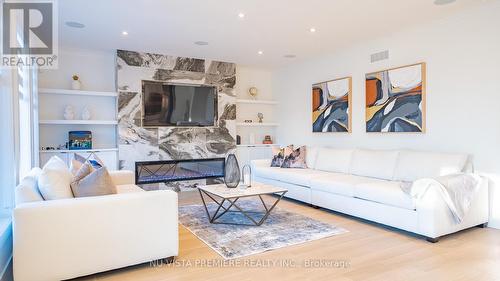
[248,87,258,100]
[81,106,91,120]
[257,112,264,123]
[263,135,273,144]
[63,105,75,120]
[71,74,81,90]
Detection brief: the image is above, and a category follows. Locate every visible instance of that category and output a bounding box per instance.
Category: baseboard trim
[487,221,500,230]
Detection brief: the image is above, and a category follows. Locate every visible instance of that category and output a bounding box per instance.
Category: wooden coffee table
[197,183,288,226]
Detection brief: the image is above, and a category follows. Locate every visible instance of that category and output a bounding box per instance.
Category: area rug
[179,200,348,259]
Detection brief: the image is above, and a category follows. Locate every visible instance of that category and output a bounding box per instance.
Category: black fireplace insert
[135,158,226,185]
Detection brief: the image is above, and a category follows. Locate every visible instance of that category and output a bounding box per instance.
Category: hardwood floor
[78,190,500,281]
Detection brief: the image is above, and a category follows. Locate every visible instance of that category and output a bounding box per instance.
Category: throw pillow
[15,167,45,205]
[70,153,104,175]
[38,156,74,200]
[282,145,307,168]
[270,145,293,167]
[70,163,117,198]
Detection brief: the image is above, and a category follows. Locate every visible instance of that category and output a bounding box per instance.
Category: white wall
[235,66,277,145]
[39,48,116,90]
[272,2,500,228]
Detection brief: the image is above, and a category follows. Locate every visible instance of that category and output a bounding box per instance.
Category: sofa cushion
[354,181,415,210]
[282,145,307,168]
[305,146,319,168]
[349,149,399,180]
[270,145,292,167]
[70,163,117,198]
[15,168,44,205]
[38,156,74,200]
[310,173,382,197]
[116,184,145,193]
[314,148,353,173]
[393,150,468,182]
[253,166,325,187]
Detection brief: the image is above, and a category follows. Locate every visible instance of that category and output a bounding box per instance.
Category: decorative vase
[63,105,75,120]
[81,106,91,120]
[249,133,256,144]
[242,164,252,188]
[71,79,81,90]
[224,154,240,188]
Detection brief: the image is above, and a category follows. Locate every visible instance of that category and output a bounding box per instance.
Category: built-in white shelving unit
[37,87,119,169]
[39,148,118,154]
[39,88,118,97]
[236,99,278,105]
[236,144,280,148]
[39,120,118,125]
[236,122,280,127]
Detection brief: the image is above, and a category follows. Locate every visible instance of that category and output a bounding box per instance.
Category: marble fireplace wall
[116,50,236,172]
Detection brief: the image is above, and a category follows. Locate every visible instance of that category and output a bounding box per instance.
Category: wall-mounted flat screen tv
[142,81,217,127]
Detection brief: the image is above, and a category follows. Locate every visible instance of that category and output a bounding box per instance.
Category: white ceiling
[59,0,488,69]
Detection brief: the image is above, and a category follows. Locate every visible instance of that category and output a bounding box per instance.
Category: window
[0,65,38,212]
[0,69,16,212]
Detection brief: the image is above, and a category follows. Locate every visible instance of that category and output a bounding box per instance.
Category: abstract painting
[365,63,426,133]
[312,77,352,132]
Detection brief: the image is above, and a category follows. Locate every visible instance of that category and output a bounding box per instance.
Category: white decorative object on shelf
[248,87,258,100]
[63,105,75,120]
[81,106,91,120]
[71,75,81,90]
[249,133,256,144]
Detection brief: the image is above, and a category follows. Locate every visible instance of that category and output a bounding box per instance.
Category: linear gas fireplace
[135,158,225,185]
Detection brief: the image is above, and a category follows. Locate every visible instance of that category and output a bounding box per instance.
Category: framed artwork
[68,131,93,150]
[312,77,352,132]
[365,63,426,133]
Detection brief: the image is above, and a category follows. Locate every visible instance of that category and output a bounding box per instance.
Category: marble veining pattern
[116,50,236,179]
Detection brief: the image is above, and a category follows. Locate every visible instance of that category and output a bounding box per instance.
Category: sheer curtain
[0,69,16,211]
[0,65,38,211]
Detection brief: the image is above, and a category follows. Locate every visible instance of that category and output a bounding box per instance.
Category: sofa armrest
[109,170,135,185]
[13,191,178,281]
[415,176,489,238]
[251,159,271,169]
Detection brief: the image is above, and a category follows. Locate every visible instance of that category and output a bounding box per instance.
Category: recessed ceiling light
[434,0,456,5]
[238,12,245,18]
[194,41,209,46]
[284,54,296,59]
[65,21,85,28]
[121,31,128,36]
[309,27,316,33]
[257,51,263,55]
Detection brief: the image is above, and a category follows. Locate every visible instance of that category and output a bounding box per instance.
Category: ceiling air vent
[370,50,389,63]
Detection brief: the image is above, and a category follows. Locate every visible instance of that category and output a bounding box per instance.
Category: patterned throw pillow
[282,145,307,168]
[270,145,293,167]
[70,162,117,198]
[70,153,104,174]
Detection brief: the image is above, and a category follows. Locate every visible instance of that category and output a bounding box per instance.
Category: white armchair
[13,170,179,281]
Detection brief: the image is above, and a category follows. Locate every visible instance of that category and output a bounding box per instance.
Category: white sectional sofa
[252,148,489,242]
[13,169,178,281]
